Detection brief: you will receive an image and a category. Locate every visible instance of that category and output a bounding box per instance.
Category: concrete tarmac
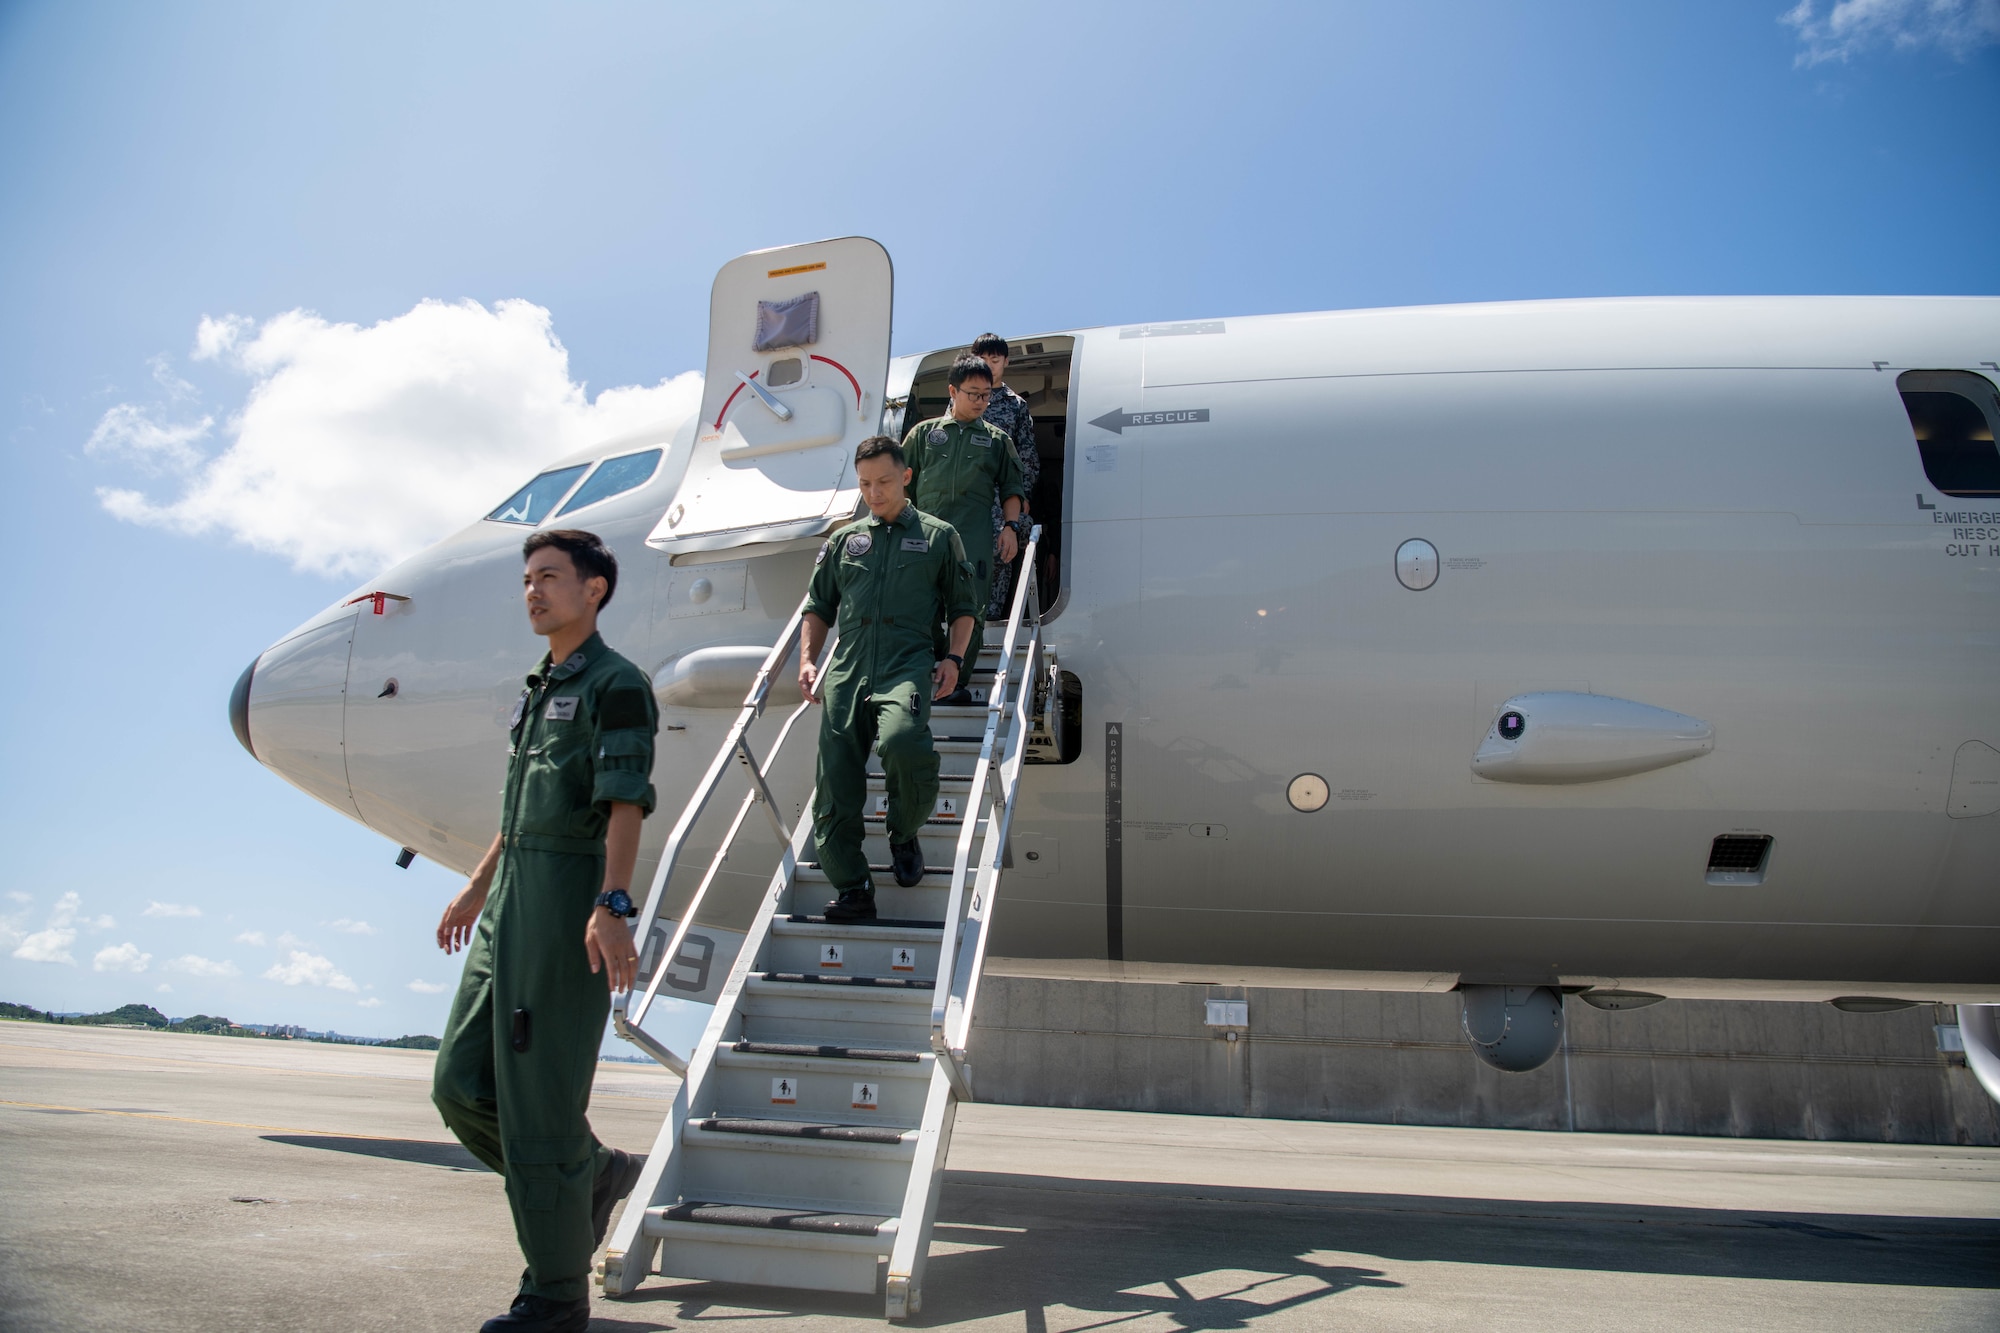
[2,1022,1997,1332]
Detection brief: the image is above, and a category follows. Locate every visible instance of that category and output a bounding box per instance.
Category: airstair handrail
[619,591,833,1038]
[928,525,1042,1092]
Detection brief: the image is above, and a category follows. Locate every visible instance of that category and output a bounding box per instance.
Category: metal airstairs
[602,528,1047,1319]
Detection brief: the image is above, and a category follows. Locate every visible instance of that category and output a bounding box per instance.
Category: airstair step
[772,917,942,938]
[711,1046,930,1125]
[698,1117,911,1144]
[660,1201,893,1236]
[645,1203,898,1293]
[759,971,934,990]
[767,917,941,977]
[796,862,951,882]
[931,703,1011,724]
[784,913,945,929]
[731,1040,923,1063]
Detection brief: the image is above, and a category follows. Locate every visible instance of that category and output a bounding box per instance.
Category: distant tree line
[1,1000,437,1048]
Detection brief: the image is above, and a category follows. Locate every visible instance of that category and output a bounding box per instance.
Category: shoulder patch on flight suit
[815,541,830,564]
[845,533,873,557]
[600,685,651,731]
[508,690,529,730]
[927,427,946,445]
[545,696,579,721]
[900,537,930,552]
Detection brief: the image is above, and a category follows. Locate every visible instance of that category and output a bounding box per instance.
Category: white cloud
[1783,0,2000,64]
[407,979,449,994]
[157,983,173,994]
[234,930,267,946]
[7,891,31,905]
[193,314,253,362]
[93,298,703,577]
[263,950,358,992]
[143,901,202,919]
[85,403,213,473]
[166,954,241,978]
[89,914,116,930]
[93,942,153,973]
[326,919,377,935]
[358,997,383,1008]
[12,891,82,965]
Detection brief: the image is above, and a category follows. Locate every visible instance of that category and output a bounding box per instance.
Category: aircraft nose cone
[230,657,257,760]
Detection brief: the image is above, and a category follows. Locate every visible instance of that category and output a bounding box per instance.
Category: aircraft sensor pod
[1473,692,1713,784]
[654,646,805,709]
[1459,984,1564,1072]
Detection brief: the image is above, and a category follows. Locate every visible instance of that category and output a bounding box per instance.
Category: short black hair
[523,529,619,608]
[971,333,1009,359]
[948,354,994,390]
[854,434,905,468]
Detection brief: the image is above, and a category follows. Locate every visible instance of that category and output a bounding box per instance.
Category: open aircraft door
[647,238,892,557]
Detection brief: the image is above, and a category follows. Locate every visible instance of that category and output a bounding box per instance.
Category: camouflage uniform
[982,382,1040,619]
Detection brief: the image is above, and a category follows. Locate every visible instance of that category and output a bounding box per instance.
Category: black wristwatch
[943,653,965,670]
[595,888,637,919]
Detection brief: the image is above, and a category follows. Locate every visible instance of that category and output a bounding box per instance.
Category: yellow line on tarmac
[0,1040,674,1104]
[0,1097,412,1139]
[0,1038,418,1082]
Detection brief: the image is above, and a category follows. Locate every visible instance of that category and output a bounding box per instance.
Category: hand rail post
[617,593,832,1042]
[928,526,1041,1089]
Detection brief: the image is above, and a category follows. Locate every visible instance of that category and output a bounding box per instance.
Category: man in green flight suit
[800,436,978,920]
[432,529,658,1333]
[903,354,1026,704]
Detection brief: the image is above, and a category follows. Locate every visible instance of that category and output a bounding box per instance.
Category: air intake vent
[1706,834,1773,884]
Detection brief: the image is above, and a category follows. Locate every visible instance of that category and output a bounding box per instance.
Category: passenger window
[556,449,664,516]
[1898,371,2000,497]
[486,464,588,525]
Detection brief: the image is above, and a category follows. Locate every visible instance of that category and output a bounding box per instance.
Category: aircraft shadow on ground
[261,1133,490,1172]
[609,1168,2000,1329]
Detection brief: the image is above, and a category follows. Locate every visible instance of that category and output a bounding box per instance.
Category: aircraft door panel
[1067,329,1145,526]
[648,238,892,556]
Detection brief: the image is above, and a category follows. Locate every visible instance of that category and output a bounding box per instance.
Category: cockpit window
[486,464,589,525]
[556,449,664,516]
[1898,371,2000,498]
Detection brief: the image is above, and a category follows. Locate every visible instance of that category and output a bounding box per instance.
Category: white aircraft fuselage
[232,292,2000,1033]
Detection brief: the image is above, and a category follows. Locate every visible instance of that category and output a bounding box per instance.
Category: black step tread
[731,1040,922,1063]
[798,862,951,878]
[759,972,934,990]
[661,1201,889,1236]
[864,772,976,784]
[786,914,945,929]
[698,1117,908,1145]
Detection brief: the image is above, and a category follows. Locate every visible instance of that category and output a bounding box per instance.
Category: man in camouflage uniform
[972,333,1039,621]
[432,529,657,1333]
[902,354,1026,703]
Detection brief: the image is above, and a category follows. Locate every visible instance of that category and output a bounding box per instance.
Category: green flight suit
[804,504,978,891]
[902,413,1026,676]
[431,631,658,1304]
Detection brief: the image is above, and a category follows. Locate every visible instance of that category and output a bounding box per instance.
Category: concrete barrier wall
[965,977,2000,1146]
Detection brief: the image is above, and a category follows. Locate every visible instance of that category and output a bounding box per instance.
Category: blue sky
[3,1,1995,1041]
